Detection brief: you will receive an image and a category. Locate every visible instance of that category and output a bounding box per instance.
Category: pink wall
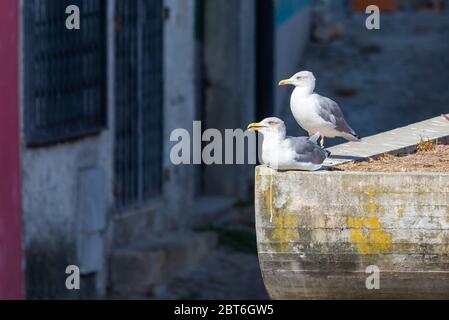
[0,0,24,299]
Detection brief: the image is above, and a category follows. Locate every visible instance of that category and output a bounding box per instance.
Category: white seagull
[279,71,360,147]
[247,117,330,171]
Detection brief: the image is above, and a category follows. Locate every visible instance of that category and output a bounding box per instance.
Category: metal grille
[24,0,106,146]
[114,0,163,209]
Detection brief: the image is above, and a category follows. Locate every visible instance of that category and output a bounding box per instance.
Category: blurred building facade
[0,0,312,298]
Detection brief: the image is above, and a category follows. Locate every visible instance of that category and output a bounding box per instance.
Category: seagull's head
[247,117,286,137]
[279,71,316,91]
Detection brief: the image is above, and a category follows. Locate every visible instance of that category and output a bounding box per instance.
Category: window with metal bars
[114,0,164,209]
[23,0,106,146]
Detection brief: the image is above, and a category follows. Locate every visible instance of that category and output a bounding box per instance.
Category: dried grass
[338,144,449,173]
[416,138,436,153]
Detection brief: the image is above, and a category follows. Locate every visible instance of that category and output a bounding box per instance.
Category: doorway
[114,0,164,210]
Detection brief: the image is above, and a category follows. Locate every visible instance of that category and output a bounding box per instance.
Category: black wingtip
[353,133,361,141]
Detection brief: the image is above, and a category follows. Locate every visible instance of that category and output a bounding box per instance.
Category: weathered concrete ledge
[256,167,449,299]
[255,117,449,300]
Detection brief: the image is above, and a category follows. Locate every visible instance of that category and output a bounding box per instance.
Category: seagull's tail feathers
[309,132,321,144]
[342,132,361,142]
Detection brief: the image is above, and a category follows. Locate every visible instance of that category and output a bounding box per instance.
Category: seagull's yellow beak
[247,122,266,132]
[278,79,292,86]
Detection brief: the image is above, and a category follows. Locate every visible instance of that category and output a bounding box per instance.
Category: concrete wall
[20,137,114,298]
[256,166,449,299]
[19,1,115,298]
[274,0,311,117]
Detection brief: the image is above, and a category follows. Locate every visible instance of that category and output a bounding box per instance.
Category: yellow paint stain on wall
[348,187,393,254]
[348,216,392,255]
[270,209,300,252]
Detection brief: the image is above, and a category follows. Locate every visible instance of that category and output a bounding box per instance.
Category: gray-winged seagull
[279,71,360,147]
[247,117,329,171]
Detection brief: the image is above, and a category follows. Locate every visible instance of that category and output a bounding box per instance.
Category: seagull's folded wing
[288,137,328,165]
[317,96,357,136]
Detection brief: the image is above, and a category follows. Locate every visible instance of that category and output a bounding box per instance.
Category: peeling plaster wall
[20,135,114,299]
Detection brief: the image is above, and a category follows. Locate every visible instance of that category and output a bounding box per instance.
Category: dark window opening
[24,0,106,146]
